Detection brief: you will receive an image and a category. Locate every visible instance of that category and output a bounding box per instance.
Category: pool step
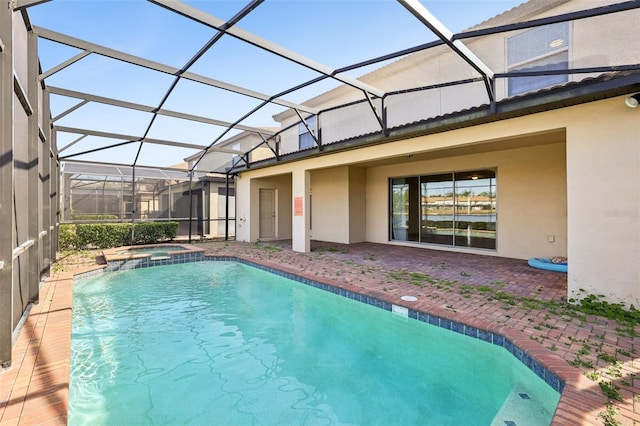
[490,386,551,426]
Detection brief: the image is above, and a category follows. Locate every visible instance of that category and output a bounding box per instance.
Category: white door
[259,189,276,240]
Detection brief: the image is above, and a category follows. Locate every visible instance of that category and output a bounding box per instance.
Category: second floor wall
[268,0,639,157]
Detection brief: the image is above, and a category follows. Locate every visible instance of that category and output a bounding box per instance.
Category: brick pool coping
[1,241,632,425]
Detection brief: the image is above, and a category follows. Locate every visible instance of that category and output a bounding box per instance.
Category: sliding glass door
[453,171,496,249]
[390,170,496,249]
[421,174,454,245]
[390,177,419,242]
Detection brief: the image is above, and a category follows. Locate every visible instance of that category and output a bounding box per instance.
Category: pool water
[70,262,560,425]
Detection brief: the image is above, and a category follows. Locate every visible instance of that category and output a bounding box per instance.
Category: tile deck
[2,240,638,425]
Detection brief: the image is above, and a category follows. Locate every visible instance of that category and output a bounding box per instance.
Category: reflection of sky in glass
[455,178,496,196]
[423,181,452,198]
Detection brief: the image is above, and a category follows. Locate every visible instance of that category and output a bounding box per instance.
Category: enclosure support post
[200,179,205,240]
[51,134,60,264]
[224,172,230,241]
[188,172,193,243]
[27,29,40,305]
[131,166,136,243]
[168,180,172,221]
[0,2,15,368]
[41,88,52,276]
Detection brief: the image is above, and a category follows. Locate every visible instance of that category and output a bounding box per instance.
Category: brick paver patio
[2,240,639,425]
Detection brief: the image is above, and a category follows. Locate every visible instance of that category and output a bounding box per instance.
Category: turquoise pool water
[70,261,560,425]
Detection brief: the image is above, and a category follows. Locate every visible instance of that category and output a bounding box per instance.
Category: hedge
[59,222,179,250]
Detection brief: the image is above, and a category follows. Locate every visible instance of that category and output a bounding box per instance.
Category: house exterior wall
[228,0,640,304]
[319,100,384,145]
[566,98,640,302]
[238,174,292,242]
[236,94,640,303]
[349,167,367,243]
[310,167,350,244]
[271,1,640,154]
[365,141,567,259]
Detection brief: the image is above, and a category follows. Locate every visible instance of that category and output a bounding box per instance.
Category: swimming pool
[70,261,560,425]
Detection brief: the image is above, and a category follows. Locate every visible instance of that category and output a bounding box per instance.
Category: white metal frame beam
[34,26,319,115]
[149,0,386,98]
[47,86,276,135]
[12,0,52,11]
[62,158,193,175]
[398,0,496,102]
[59,134,87,153]
[39,51,90,80]
[54,126,209,150]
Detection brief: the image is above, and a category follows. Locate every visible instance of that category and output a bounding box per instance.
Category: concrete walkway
[1,240,639,425]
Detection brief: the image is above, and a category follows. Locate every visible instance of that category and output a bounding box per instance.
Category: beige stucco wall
[349,167,367,243]
[365,142,567,259]
[303,166,367,244]
[241,173,292,242]
[310,167,350,244]
[320,100,383,143]
[566,98,640,303]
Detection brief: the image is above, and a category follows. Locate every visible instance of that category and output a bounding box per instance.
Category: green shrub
[59,222,179,250]
[76,223,130,249]
[59,224,78,250]
[132,222,178,245]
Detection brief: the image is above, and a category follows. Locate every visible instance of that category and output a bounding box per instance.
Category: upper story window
[298,115,317,150]
[507,22,570,97]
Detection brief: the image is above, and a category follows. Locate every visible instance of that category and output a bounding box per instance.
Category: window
[507,22,569,96]
[298,115,317,150]
[390,170,496,249]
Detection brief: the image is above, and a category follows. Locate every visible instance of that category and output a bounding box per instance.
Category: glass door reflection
[421,174,455,245]
[454,172,496,249]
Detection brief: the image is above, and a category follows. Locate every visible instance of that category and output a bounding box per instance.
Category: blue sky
[28,0,524,167]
